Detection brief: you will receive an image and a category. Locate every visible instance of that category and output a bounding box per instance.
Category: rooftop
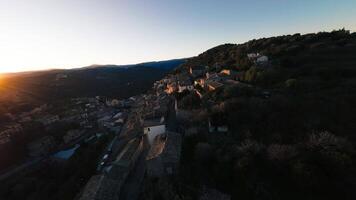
[78,175,120,200]
[207,81,224,89]
[143,117,165,127]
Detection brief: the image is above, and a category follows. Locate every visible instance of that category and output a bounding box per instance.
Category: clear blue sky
[0,0,355,72]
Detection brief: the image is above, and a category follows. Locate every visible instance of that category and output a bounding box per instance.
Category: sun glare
[0,74,4,87]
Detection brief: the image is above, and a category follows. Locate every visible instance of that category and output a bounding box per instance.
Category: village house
[106,99,120,107]
[176,74,194,93]
[178,81,194,93]
[206,72,227,82]
[207,81,224,91]
[220,69,239,79]
[97,115,113,129]
[256,55,269,64]
[113,112,124,120]
[143,116,166,146]
[194,89,204,99]
[247,53,260,59]
[146,131,182,177]
[165,82,177,94]
[247,53,269,65]
[153,80,165,91]
[194,78,205,88]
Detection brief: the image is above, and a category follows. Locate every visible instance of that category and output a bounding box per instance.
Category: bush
[244,67,259,82]
[285,78,297,88]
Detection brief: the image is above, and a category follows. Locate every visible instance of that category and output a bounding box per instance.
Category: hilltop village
[1,30,356,200]
[75,52,270,200]
[77,30,356,200]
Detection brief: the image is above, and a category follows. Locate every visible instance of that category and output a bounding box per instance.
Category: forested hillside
[173,30,356,200]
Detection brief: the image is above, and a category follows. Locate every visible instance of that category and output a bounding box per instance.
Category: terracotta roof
[207,81,224,89]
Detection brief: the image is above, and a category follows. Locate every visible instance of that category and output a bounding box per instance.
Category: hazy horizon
[1,0,355,73]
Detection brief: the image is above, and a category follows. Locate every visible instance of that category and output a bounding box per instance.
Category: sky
[0,0,355,73]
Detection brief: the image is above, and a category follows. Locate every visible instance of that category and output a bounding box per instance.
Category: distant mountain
[0,59,186,103]
[82,58,186,70]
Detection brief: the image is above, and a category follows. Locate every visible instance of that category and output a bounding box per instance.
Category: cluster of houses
[97,109,127,135]
[24,95,139,162]
[0,104,50,147]
[76,54,271,198]
[78,94,148,200]
[140,90,183,178]
[77,83,184,199]
[156,64,248,99]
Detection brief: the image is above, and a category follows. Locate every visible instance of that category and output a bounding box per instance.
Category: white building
[143,116,166,146]
[178,84,194,93]
[247,53,260,59]
[256,55,269,63]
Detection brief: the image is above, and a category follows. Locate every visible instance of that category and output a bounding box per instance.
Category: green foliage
[0,135,111,200]
[285,78,297,88]
[244,67,259,82]
[237,57,253,70]
[176,29,356,200]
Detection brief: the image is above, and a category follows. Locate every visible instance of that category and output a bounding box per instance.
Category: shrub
[285,78,297,88]
[237,140,264,157]
[267,144,297,161]
[244,67,259,82]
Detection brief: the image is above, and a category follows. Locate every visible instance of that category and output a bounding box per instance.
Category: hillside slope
[167,30,356,200]
[0,59,185,104]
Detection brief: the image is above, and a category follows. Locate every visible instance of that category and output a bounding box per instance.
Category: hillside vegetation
[175,30,356,200]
